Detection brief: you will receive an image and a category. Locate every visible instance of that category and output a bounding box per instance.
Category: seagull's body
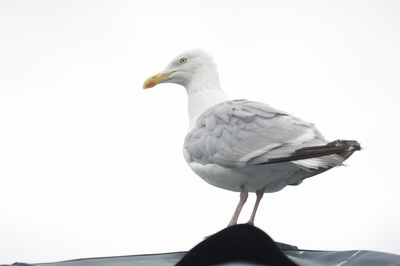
[143,49,360,226]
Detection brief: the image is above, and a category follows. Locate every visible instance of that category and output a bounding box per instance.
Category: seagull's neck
[186,83,229,130]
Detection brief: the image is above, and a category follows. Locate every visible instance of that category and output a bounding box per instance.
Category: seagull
[143,49,360,226]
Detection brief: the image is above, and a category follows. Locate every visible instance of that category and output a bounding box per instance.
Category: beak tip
[143,82,154,89]
[143,72,170,90]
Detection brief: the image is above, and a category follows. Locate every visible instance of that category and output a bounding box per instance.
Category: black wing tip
[329,139,362,151]
[257,139,361,165]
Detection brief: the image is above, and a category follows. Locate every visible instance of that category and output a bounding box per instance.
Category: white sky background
[1,0,399,264]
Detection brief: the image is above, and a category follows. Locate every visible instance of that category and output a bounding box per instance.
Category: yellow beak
[143,72,171,89]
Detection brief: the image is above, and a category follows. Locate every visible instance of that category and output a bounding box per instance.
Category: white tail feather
[292,155,345,172]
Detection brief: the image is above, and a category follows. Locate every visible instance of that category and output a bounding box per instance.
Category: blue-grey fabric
[3,225,399,266]
[3,249,400,266]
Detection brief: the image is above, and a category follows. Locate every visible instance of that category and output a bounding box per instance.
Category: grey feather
[184,100,326,168]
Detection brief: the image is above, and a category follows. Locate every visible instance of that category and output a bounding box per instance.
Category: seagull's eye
[179,58,187,64]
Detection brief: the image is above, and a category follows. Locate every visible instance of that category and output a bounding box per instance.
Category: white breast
[188,161,313,193]
[187,89,230,129]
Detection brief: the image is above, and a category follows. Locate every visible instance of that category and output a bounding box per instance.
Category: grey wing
[184,100,328,168]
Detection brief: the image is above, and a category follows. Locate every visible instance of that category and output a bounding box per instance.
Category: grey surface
[4,248,400,266]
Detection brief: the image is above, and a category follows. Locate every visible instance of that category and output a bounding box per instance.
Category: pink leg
[228,185,248,226]
[247,187,265,225]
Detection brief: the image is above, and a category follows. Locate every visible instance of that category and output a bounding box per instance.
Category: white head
[143,49,221,93]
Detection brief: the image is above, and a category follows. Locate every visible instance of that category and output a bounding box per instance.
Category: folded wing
[184,100,350,169]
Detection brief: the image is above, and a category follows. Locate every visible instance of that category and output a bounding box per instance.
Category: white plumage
[143,49,360,226]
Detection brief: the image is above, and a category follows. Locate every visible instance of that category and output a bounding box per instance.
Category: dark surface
[2,224,400,266]
[176,224,298,266]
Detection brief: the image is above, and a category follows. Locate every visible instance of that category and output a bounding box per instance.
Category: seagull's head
[143,49,220,90]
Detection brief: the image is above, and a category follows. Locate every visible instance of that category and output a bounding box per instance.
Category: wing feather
[184,100,327,168]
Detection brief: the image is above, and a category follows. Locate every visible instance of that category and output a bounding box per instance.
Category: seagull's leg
[228,185,248,226]
[247,187,265,225]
